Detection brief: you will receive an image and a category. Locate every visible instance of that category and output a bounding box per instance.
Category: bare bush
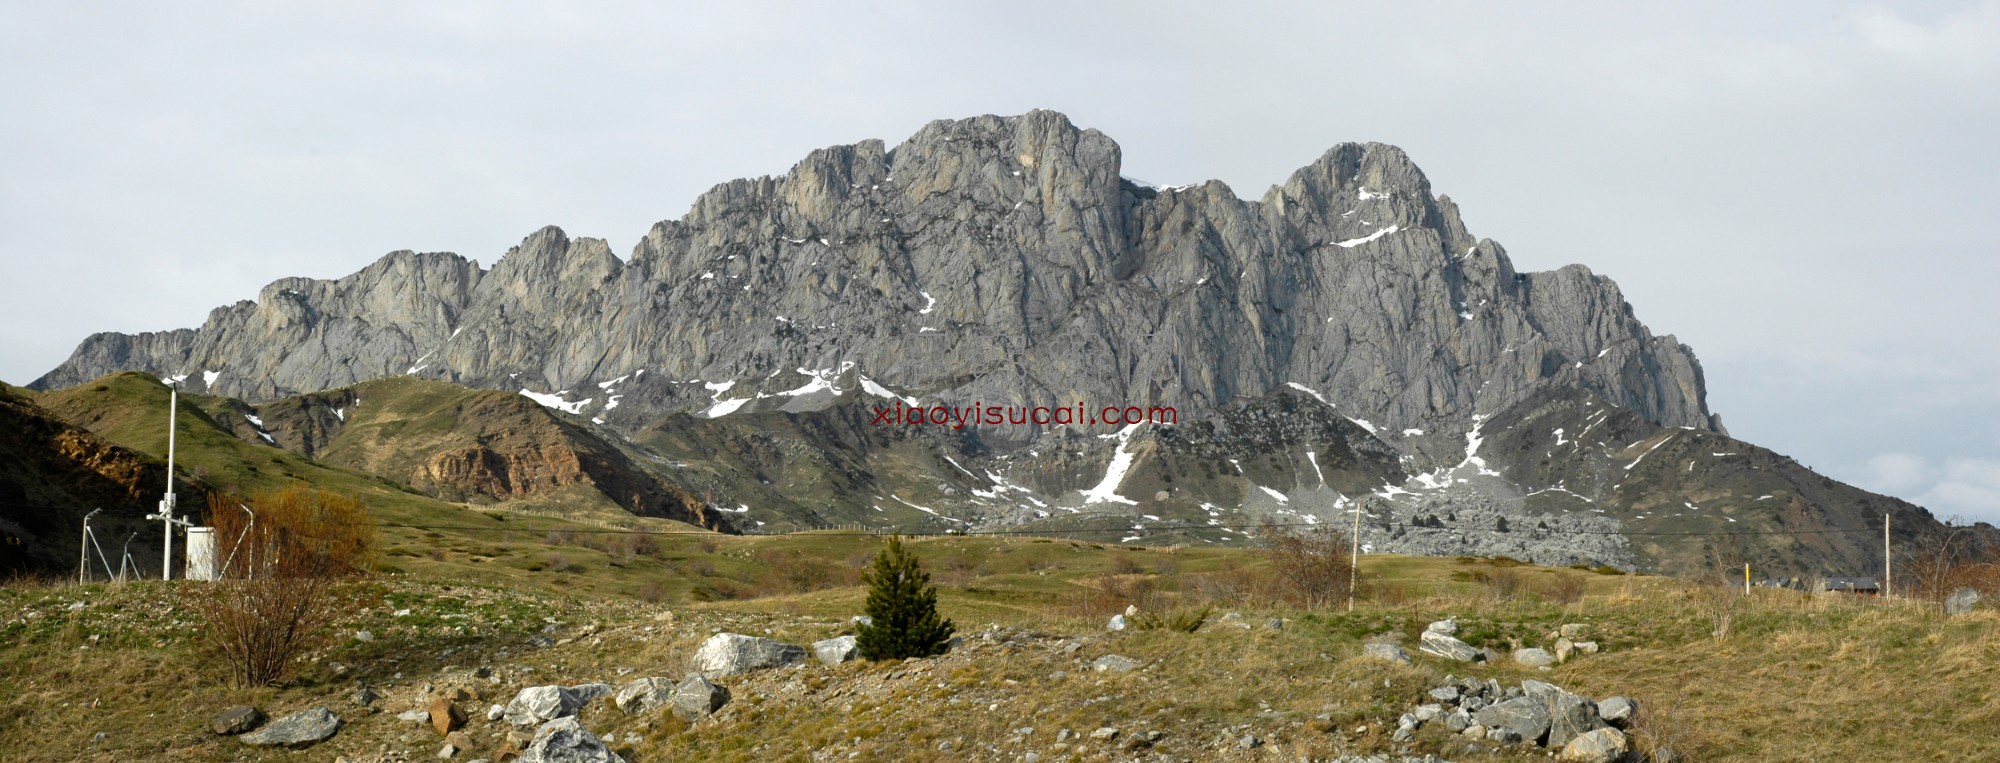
[1901,519,1998,612]
[1256,521,1355,609]
[197,488,376,687]
[1542,572,1588,605]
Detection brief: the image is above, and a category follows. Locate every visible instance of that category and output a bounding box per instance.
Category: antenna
[146,377,182,580]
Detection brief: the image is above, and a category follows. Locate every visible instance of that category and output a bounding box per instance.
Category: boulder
[209,705,264,736]
[672,674,731,721]
[1545,688,1606,748]
[428,697,467,735]
[1559,623,1590,640]
[691,633,806,676]
[1092,655,1141,673]
[1513,648,1557,668]
[1575,641,1600,655]
[1427,685,1460,704]
[1948,588,1980,615]
[1362,643,1411,664]
[1472,697,1549,744]
[1444,707,1472,732]
[1555,637,1576,663]
[1596,696,1638,727]
[1558,727,1629,763]
[519,716,624,763]
[239,707,341,749]
[504,686,583,727]
[814,635,858,666]
[568,683,612,705]
[1425,619,1459,636]
[614,677,674,716]
[1418,629,1482,662]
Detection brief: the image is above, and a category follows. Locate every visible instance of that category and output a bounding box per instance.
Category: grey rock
[814,635,858,666]
[209,705,263,736]
[1559,624,1591,640]
[487,704,505,722]
[1364,643,1412,664]
[1948,588,1980,615]
[1107,614,1126,631]
[1485,725,1522,743]
[1575,641,1599,655]
[1555,637,1576,663]
[1461,723,1486,738]
[1425,619,1459,636]
[351,686,380,706]
[504,686,582,727]
[691,633,806,676]
[1263,618,1283,630]
[1472,697,1549,744]
[1545,688,1607,748]
[671,674,730,721]
[1090,727,1119,740]
[520,716,624,763]
[1596,696,1638,727]
[1412,704,1444,723]
[1513,647,1556,668]
[614,678,674,716]
[568,683,612,705]
[1418,630,1482,662]
[238,707,340,749]
[1427,685,1459,704]
[1235,734,1262,749]
[1092,654,1141,673]
[1557,727,1628,763]
[1444,707,1472,732]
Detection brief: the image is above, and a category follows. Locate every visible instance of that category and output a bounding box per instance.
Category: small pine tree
[855,535,955,660]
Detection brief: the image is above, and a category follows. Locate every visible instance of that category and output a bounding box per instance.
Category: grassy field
[5,528,1997,762]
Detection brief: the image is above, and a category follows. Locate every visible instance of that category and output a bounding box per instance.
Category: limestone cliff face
[34,110,1714,458]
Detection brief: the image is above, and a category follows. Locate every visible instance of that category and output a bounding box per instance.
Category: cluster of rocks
[1393,675,1650,763]
[1396,619,1601,668]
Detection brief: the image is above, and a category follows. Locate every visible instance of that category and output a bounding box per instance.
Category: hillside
[0,384,210,576]
[6,538,1999,762]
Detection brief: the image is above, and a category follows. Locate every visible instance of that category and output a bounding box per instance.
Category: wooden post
[1347,505,1362,612]
[1884,513,1892,598]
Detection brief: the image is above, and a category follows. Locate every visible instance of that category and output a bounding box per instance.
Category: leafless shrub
[1257,521,1356,609]
[1902,518,1998,612]
[546,553,573,572]
[638,581,667,603]
[197,488,376,687]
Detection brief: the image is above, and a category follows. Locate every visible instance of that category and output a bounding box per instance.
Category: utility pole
[149,378,181,580]
[1744,562,1750,596]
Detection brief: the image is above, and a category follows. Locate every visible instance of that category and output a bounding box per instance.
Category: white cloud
[1863,452,1932,494]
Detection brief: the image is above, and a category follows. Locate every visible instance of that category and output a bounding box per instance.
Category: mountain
[27,110,1967,576]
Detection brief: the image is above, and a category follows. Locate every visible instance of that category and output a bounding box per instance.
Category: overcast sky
[2,1,1995,522]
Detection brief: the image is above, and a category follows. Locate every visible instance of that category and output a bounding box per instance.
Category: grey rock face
[1363,643,1412,664]
[209,705,263,735]
[1472,697,1549,743]
[520,716,625,763]
[504,686,582,727]
[1418,630,1481,662]
[692,633,807,676]
[36,110,1714,449]
[613,678,673,716]
[238,707,340,749]
[671,674,730,721]
[813,635,858,666]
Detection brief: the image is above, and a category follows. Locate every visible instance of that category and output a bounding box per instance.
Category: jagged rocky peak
[32,109,1717,451]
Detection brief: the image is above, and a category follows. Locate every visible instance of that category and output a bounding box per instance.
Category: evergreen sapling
[855,535,955,660]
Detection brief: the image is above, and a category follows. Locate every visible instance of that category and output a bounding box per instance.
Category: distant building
[1818,576,1880,595]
